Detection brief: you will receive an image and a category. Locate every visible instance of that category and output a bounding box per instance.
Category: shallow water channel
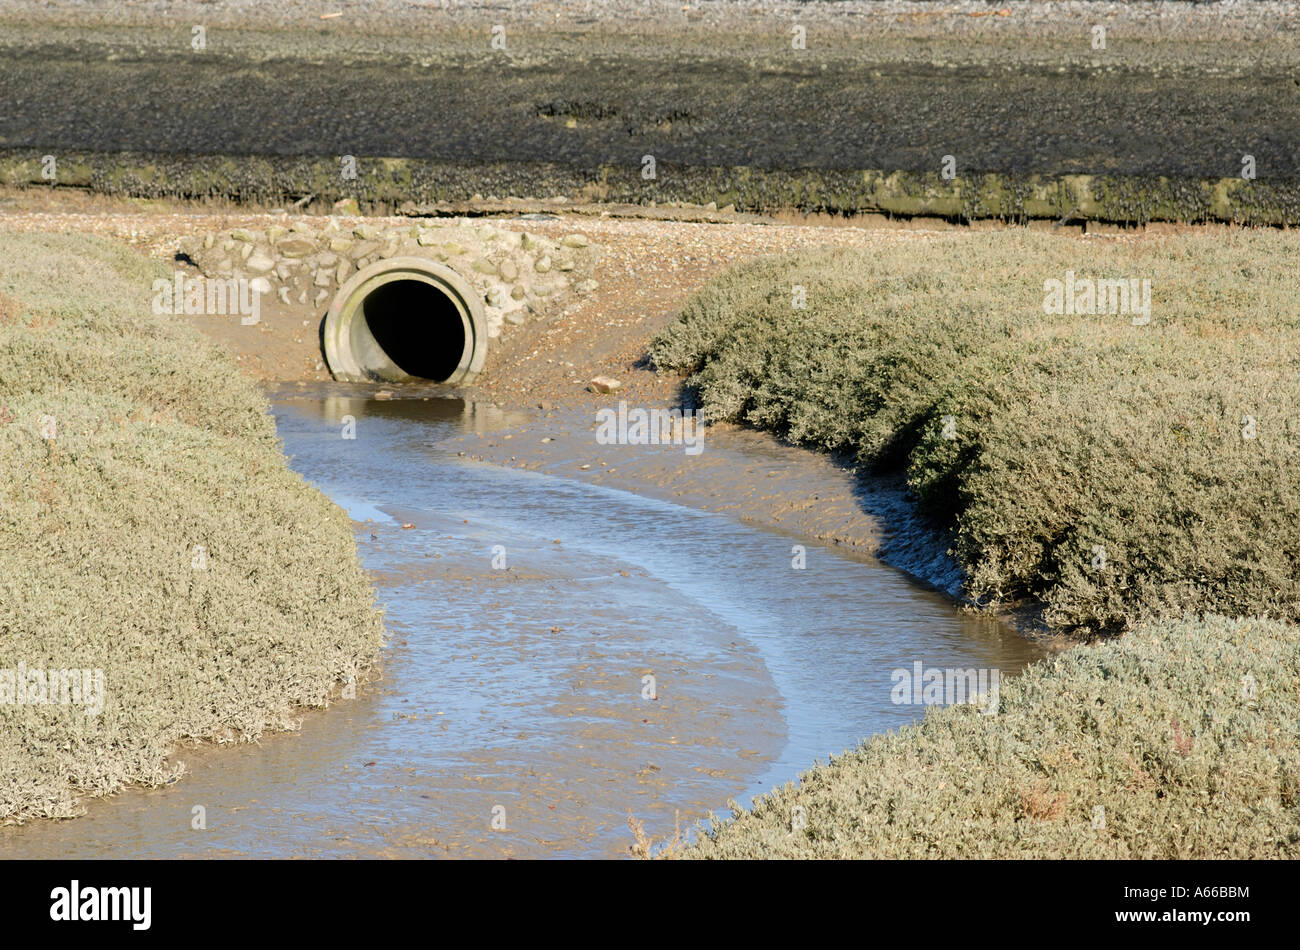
[0,393,1042,858]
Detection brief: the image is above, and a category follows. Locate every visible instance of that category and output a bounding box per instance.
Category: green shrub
[0,232,384,822]
[652,230,1300,635]
[686,615,1300,859]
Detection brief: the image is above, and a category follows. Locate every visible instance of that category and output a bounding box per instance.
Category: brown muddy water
[0,392,1042,859]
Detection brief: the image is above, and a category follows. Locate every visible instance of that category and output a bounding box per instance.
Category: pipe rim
[323,256,487,385]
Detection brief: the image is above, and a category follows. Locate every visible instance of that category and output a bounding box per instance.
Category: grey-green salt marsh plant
[650,229,1300,858]
[0,232,384,822]
[652,230,1300,636]
[686,616,1298,859]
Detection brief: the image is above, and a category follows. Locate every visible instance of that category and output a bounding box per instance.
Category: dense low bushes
[0,232,384,821]
[652,230,1300,635]
[687,615,1299,858]
[652,230,1300,858]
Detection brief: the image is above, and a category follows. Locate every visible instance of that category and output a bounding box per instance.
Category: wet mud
[3,15,1299,223]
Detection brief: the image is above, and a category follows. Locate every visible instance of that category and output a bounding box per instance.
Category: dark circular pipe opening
[360,279,467,383]
[324,258,487,385]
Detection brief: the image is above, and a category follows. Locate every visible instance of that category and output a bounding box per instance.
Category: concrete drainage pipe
[323,257,487,385]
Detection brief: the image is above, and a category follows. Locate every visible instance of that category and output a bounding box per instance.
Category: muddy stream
[0,392,1042,858]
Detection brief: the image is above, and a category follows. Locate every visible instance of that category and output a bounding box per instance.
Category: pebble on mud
[278,239,316,258]
[247,252,275,273]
